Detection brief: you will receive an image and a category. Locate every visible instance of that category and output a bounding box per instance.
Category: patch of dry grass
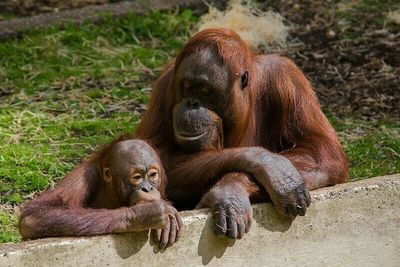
[387,9,400,25]
[197,0,289,51]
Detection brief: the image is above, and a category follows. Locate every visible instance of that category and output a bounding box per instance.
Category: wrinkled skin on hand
[196,174,253,239]
[211,197,252,239]
[247,148,312,217]
[123,200,169,232]
[151,204,183,250]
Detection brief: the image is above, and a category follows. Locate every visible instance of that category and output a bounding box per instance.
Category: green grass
[0,7,399,243]
[328,116,400,179]
[0,13,16,20]
[335,0,400,30]
[0,210,20,243]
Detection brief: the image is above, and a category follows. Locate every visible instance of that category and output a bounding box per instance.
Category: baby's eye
[129,173,143,186]
[149,171,158,179]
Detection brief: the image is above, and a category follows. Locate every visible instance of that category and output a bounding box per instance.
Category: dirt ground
[0,0,120,16]
[271,1,400,121]
[1,0,399,121]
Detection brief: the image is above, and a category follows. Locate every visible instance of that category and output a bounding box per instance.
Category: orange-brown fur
[20,28,347,241]
[135,28,347,205]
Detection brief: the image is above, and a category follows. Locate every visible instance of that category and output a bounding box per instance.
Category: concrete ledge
[1,175,399,266]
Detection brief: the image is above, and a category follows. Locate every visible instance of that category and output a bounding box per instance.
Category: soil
[268,1,400,121]
[1,0,398,121]
[0,0,121,17]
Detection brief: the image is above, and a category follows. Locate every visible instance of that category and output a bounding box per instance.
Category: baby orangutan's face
[102,140,163,206]
[127,164,161,205]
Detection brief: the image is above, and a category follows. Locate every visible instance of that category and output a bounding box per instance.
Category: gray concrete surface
[1,174,399,267]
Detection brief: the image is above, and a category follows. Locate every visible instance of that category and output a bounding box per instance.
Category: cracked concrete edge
[0,174,399,267]
[0,0,228,39]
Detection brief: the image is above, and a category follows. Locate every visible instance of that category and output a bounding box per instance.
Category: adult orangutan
[134,28,348,239]
[20,139,182,249]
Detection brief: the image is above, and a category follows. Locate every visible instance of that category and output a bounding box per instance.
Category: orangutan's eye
[241,71,249,89]
[129,172,143,186]
[147,169,159,181]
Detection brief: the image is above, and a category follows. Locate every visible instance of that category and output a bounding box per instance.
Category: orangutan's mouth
[175,130,207,141]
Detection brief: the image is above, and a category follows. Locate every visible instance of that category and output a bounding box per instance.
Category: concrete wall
[1,175,399,267]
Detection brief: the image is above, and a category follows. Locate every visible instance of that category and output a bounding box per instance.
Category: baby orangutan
[20,139,182,250]
[99,139,164,207]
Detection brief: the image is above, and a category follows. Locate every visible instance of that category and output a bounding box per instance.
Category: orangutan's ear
[103,168,112,183]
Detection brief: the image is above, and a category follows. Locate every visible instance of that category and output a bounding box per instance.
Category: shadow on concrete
[148,231,169,254]
[111,231,149,259]
[197,215,236,265]
[197,204,293,265]
[252,203,293,232]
